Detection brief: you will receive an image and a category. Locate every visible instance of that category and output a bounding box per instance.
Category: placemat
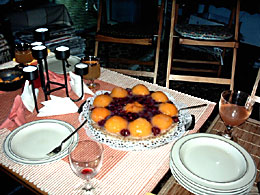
[0,68,216,194]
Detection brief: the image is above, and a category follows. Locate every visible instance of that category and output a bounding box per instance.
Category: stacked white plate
[170,133,257,195]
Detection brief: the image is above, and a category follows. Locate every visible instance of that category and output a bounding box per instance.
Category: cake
[90,84,179,139]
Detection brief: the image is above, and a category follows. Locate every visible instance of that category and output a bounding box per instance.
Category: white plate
[46,56,80,74]
[3,119,78,165]
[170,163,252,195]
[79,90,193,151]
[170,133,256,191]
[170,159,254,194]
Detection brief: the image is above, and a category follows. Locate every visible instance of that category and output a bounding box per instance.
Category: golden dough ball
[104,116,128,133]
[151,114,173,130]
[159,102,178,117]
[124,102,143,113]
[128,118,152,137]
[110,87,128,98]
[91,107,111,123]
[132,84,150,96]
[93,94,112,107]
[151,91,169,103]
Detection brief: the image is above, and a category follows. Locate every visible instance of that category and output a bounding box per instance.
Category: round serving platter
[79,90,193,151]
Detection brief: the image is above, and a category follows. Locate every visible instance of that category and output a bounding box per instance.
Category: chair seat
[175,24,233,40]
[97,23,155,39]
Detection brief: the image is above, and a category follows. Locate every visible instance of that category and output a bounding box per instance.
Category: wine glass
[69,140,103,193]
[81,56,101,91]
[218,90,254,141]
[15,42,33,67]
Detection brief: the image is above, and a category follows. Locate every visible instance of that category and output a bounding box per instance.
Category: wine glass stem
[83,180,93,191]
[88,80,96,88]
[224,125,233,139]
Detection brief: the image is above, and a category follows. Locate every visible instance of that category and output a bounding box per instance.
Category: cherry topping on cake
[120,129,131,136]
[152,127,161,136]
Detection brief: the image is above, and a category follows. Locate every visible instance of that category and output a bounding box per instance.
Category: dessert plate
[79,90,193,151]
[3,119,78,165]
[170,163,252,195]
[170,133,256,191]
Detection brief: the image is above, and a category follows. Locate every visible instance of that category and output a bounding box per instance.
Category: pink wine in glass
[219,104,251,127]
[218,90,254,141]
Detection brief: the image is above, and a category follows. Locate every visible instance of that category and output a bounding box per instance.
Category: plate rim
[3,119,79,165]
[179,136,248,183]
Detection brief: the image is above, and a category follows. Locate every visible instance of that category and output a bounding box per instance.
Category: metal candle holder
[53,46,71,97]
[34,28,49,44]
[71,63,89,102]
[22,65,39,113]
[54,46,88,102]
[31,45,49,100]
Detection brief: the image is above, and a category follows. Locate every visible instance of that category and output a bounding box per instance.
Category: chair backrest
[166,0,240,90]
[97,0,159,29]
[95,0,165,84]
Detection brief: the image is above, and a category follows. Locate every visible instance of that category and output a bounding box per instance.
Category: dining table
[1,58,249,194]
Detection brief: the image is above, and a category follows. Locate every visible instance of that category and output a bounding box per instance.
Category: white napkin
[69,71,95,97]
[37,95,78,117]
[21,80,39,112]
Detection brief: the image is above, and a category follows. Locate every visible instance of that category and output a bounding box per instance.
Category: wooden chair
[94,0,165,84]
[166,0,240,90]
[251,68,260,104]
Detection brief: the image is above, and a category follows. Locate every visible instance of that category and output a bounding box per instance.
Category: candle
[32,45,46,51]
[76,63,88,69]
[31,42,43,47]
[23,66,37,72]
[56,46,69,51]
[35,28,48,33]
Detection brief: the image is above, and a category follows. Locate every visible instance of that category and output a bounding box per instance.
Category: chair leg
[166,0,177,88]
[230,47,237,90]
[94,40,99,56]
[153,38,161,84]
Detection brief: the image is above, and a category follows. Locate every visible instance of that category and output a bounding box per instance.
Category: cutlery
[179,104,207,111]
[47,118,88,157]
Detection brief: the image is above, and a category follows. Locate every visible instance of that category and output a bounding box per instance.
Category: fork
[47,118,88,157]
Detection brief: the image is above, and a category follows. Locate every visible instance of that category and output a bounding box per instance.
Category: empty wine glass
[218,90,254,141]
[81,56,100,91]
[69,140,103,193]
